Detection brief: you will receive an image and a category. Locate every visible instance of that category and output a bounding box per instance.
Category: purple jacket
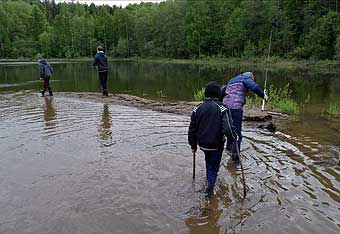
[220,74,264,109]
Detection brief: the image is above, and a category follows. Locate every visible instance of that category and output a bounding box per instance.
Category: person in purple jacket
[220,72,268,161]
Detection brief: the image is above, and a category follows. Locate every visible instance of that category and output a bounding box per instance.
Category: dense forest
[0,0,340,60]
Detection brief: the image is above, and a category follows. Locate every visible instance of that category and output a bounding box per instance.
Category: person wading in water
[38,57,53,97]
[188,81,234,198]
[220,72,268,162]
[92,46,109,98]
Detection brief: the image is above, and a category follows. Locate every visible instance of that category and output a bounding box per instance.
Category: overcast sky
[55,0,164,8]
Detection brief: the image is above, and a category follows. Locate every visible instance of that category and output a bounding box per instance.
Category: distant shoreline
[1,57,339,73]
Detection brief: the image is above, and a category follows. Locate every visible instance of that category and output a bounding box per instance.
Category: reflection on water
[98,103,112,142]
[186,198,221,234]
[1,61,339,109]
[0,92,339,234]
[43,97,56,130]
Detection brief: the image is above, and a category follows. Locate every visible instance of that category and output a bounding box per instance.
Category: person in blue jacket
[188,81,234,198]
[220,72,268,161]
[38,58,53,97]
[93,46,109,97]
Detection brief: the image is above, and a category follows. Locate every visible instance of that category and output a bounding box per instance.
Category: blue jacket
[38,59,53,79]
[220,74,264,109]
[92,51,108,72]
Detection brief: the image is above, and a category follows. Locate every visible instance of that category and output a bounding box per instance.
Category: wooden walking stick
[192,151,196,180]
[235,141,247,199]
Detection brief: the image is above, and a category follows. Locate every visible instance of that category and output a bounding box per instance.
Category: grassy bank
[326,103,340,118]
[193,84,299,114]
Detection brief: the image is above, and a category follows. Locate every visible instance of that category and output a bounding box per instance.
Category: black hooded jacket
[188,98,234,150]
[38,59,53,79]
[92,51,108,72]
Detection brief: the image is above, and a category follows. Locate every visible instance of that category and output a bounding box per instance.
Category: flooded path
[0,91,339,234]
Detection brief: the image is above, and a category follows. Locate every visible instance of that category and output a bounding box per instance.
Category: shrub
[326,103,340,118]
[247,83,299,114]
[193,88,205,101]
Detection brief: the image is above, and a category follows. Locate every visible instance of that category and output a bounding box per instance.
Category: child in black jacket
[188,81,234,198]
[93,46,109,97]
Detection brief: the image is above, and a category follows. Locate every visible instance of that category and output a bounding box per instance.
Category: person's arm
[38,64,44,79]
[48,63,53,74]
[243,78,265,98]
[219,85,227,102]
[188,111,198,152]
[222,109,235,139]
[92,55,98,67]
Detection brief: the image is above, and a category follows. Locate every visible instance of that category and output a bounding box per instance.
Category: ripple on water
[0,92,339,234]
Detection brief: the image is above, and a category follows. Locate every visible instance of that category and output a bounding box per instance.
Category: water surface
[0,62,339,233]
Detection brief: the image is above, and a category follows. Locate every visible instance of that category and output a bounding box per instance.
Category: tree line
[0,0,340,60]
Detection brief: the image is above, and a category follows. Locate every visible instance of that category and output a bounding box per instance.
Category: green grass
[247,84,300,114]
[326,103,340,118]
[193,88,205,101]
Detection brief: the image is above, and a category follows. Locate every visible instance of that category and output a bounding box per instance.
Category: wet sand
[60,92,282,122]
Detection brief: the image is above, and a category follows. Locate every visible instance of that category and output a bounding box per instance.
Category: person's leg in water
[41,77,49,97]
[230,109,243,161]
[45,76,53,96]
[204,148,223,198]
[99,71,108,97]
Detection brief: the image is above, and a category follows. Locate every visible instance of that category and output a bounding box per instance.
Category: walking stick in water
[262,29,273,111]
[192,151,196,180]
[235,142,247,199]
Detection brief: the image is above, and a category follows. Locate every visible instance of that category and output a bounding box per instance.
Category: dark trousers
[41,76,52,96]
[204,148,223,193]
[98,71,108,96]
[226,109,243,160]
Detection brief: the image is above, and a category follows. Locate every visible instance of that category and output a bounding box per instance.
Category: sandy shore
[60,92,287,124]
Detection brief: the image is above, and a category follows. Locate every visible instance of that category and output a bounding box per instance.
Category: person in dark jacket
[93,46,109,97]
[220,72,268,161]
[38,58,53,97]
[188,81,234,198]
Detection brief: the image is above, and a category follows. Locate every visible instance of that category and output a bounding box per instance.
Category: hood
[38,59,47,64]
[205,81,221,98]
[96,51,106,57]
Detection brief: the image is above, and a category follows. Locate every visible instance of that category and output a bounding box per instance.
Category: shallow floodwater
[0,92,339,234]
[0,61,340,233]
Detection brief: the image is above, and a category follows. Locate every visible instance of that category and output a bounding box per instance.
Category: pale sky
[55,0,164,8]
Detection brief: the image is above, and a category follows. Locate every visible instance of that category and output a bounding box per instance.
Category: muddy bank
[60,92,287,123]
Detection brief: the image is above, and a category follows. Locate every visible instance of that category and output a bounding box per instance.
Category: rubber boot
[102,90,108,98]
[205,186,214,199]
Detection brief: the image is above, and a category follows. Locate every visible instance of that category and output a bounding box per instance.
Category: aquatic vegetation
[193,88,205,101]
[247,84,300,114]
[326,103,340,118]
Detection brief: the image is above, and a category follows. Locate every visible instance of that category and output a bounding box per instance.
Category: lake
[0,61,339,234]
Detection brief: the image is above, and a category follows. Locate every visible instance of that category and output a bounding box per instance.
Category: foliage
[304,12,340,60]
[247,84,299,114]
[193,88,205,101]
[326,103,340,118]
[335,35,340,61]
[0,0,340,60]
